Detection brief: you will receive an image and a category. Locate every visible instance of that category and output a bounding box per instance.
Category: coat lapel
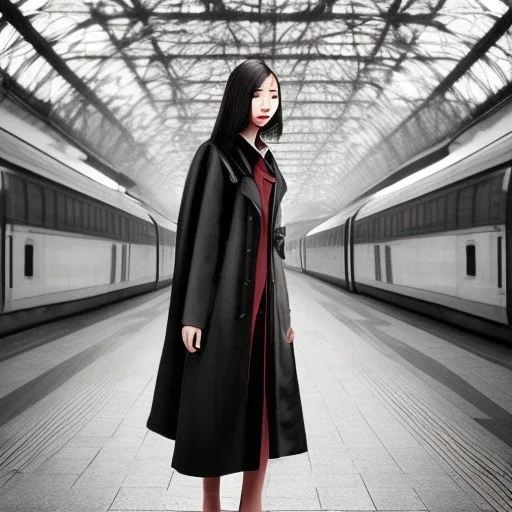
[216,134,287,227]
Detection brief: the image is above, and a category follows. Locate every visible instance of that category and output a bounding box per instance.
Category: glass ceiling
[0,0,511,225]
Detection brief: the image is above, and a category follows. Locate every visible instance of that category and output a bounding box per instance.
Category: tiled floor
[1,271,511,511]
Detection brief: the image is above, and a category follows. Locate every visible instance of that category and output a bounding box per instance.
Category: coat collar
[214,133,287,229]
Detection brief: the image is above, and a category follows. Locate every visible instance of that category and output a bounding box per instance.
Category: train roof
[305,198,370,237]
[147,208,177,231]
[355,101,512,220]
[0,118,151,222]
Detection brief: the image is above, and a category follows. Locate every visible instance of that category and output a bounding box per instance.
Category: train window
[44,188,56,229]
[102,208,107,233]
[83,202,89,230]
[24,243,34,277]
[403,207,410,234]
[410,205,416,230]
[490,174,504,222]
[457,185,474,228]
[466,243,476,276]
[416,203,423,230]
[90,204,96,232]
[74,199,82,230]
[66,196,74,228]
[107,211,114,236]
[397,210,403,235]
[475,179,492,225]
[372,218,378,240]
[384,214,390,238]
[7,174,26,223]
[94,206,101,233]
[391,213,397,237]
[437,196,446,228]
[446,191,457,230]
[428,199,437,228]
[27,182,43,226]
[56,192,66,229]
[121,216,127,240]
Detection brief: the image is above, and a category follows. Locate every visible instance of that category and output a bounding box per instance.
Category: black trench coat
[146,133,308,477]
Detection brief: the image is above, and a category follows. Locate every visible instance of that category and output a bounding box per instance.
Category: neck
[239,123,260,147]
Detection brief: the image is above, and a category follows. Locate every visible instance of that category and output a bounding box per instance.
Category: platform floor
[0,271,511,512]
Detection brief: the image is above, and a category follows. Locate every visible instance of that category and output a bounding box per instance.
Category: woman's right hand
[182,325,201,353]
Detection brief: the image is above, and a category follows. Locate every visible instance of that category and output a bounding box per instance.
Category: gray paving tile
[95,445,140,461]
[109,487,168,510]
[78,417,123,437]
[122,471,172,488]
[261,494,321,510]
[55,485,120,512]
[65,435,112,448]
[412,483,483,512]
[33,456,93,474]
[340,435,385,448]
[52,444,102,460]
[365,484,426,510]
[72,468,127,489]
[0,472,78,493]
[317,484,376,510]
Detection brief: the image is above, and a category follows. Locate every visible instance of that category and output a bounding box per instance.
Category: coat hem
[170,445,309,478]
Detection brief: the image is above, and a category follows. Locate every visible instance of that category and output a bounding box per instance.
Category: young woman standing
[146,59,308,512]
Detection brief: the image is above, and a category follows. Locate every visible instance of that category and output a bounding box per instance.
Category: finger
[186,330,196,353]
[195,329,201,349]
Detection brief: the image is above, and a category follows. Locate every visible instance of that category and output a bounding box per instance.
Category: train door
[505,167,512,326]
[300,235,306,271]
[344,218,351,291]
[0,171,4,312]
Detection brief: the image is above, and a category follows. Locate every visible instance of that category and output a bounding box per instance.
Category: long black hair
[210,59,283,149]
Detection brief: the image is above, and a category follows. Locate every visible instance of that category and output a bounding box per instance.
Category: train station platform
[0,271,511,512]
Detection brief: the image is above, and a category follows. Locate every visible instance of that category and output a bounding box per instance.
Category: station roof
[1,0,511,225]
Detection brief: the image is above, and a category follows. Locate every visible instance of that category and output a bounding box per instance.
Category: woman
[146,59,308,512]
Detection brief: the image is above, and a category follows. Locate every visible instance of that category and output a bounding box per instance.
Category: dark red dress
[247,136,276,468]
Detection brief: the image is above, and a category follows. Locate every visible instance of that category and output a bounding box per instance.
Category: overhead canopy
[0,0,511,225]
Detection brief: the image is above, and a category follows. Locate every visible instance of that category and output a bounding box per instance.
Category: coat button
[239,313,246,318]
[246,247,251,252]
[244,279,250,285]
[248,215,253,221]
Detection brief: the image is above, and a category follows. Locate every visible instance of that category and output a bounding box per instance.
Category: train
[284,101,512,343]
[0,110,176,337]
[3,98,511,344]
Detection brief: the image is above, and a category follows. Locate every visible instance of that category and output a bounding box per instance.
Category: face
[249,73,279,129]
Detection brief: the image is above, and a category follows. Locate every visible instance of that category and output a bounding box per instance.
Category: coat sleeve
[181,144,226,330]
[275,205,292,320]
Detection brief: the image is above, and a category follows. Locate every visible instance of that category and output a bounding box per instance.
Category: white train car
[291,101,512,342]
[284,235,304,271]
[148,208,176,286]
[353,129,511,329]
[0,113,176,336]
[302,200,368,291]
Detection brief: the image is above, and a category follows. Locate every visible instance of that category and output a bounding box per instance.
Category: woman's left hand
[286,326,294,344]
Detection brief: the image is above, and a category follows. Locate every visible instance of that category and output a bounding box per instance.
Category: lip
[257,116,270,119]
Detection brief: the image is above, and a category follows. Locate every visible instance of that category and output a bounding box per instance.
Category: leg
[203,476,221,512]
[240,368,269,512]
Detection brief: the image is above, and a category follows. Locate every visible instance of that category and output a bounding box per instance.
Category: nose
[261,94,270,112]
